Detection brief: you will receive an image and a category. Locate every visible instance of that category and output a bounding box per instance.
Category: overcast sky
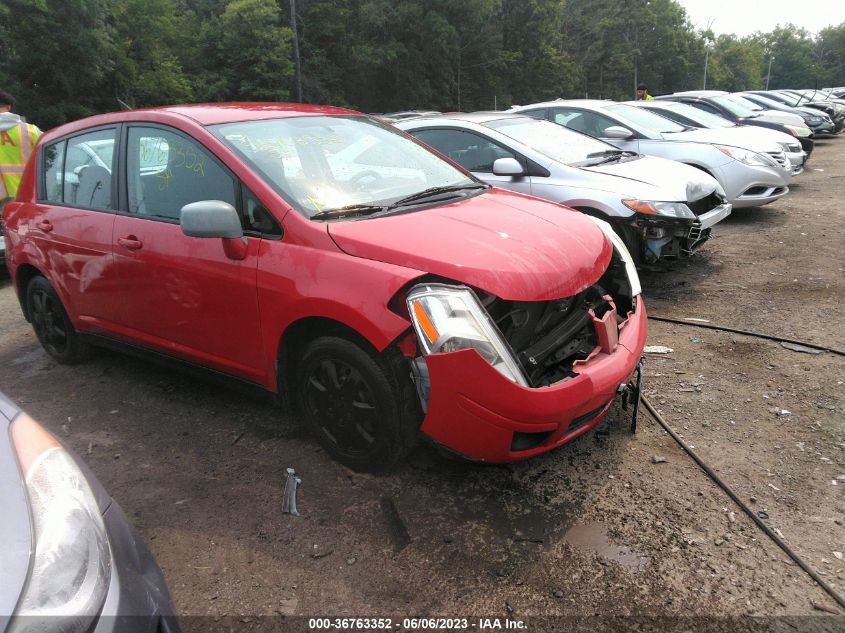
[677,0,845,37]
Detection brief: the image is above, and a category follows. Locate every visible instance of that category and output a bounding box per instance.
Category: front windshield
[726,95,763,111]
[212,116,475,218]
[606,104,686,133]
[483,117,616,165]
[710,95,756,117]
[660,103,734,128]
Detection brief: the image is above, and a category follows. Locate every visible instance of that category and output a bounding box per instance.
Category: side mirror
[492,157,525,176]
[180,200,243,239]
[603,126,635,139]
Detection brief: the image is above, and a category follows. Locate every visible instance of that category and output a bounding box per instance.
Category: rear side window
[127,127,236,221]
[42,140,65,203]
[63,129,116,210]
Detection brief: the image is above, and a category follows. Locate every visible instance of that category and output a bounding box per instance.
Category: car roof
[400,111,527,125]
[668,91,728,97]
[515,99,612,110]
[42,102,363,140]
[131,102,361,125]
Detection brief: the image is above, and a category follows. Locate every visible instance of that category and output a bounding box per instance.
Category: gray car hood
[0,395,31,629]
[582,155,719,202]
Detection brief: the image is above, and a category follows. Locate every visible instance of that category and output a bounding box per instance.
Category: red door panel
[112,216,265,383]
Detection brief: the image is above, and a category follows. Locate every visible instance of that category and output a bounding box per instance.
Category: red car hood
[328,189,612,302]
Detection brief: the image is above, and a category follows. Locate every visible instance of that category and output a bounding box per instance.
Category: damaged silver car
[399,112,731,264]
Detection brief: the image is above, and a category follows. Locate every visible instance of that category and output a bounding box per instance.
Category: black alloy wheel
[26,276,91,364]
[304,357,379,456]
[296,336,419,472]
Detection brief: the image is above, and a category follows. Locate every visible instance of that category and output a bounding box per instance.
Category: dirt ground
[0,140,843,632]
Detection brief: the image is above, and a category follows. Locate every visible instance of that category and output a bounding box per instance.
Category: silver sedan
[398,113,731,264]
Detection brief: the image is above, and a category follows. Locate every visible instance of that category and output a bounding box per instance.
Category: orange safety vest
[0,120,41,200]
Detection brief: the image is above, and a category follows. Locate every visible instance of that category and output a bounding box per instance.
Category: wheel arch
[14,263,46,322]
[275,315,404,409]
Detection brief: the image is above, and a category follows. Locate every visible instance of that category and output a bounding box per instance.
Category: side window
[127,127,236,221]
[553,109,618,137]
[521,108,548,120]
[42,140,65,203]
[63,129,116,210]
[412,129,515,173]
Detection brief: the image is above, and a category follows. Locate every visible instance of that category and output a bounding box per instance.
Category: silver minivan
[399,113,731,264]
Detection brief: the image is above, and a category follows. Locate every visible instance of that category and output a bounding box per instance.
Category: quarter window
[42,140,65,203]
[63,129,116,210]
[127,127,236,221]
[412,129,515,173]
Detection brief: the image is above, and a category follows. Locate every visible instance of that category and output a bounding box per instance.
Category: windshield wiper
[310,203,388,221]
[584,149,637,165]
[387,183,488,209]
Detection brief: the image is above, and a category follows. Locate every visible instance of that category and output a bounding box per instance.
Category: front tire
[295,336,419,473]
[26,276,91,364]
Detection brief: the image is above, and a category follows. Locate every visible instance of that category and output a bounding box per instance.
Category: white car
[512,100,792,209]
[625,100,807,176]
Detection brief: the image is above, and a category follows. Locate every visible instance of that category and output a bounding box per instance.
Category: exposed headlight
[621,199,695,220]
[9,414,111,633]
[717,145,773,166]
[585,216,642,297]
[407,284,528,386]
[807,116,823,123]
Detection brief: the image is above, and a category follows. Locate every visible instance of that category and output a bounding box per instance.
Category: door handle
[117,236,143,250]
[36,220,53,233]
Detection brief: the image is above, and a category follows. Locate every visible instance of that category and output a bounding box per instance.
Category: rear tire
[295,336,419,473]
[26,276,91,364]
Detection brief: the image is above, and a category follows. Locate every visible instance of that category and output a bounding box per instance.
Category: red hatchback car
[3,103,647,472]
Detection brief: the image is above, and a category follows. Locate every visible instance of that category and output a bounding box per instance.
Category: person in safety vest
[0,88,41,205]
[636,83,654,101]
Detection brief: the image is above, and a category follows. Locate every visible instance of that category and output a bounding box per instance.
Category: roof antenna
[116,98,133,111]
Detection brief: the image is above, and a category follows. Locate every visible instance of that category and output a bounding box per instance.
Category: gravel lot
[0,140,842,631]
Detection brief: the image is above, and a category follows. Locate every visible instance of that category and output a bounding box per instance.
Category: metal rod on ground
[640,395,845,611]
[648,316,845,357]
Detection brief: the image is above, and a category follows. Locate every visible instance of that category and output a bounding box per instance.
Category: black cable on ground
[648,316,845,357]
[640,395,845,611]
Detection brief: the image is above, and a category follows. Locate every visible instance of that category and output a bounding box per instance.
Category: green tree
[815,22,845,87]
[751,25,816,89]
[502,0,580,106]
[109,0,194,107]
[707,35,764,91]
[0,0,116,127]
[198,0,293,101]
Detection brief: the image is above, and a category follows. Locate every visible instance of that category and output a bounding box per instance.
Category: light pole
[765,56,774,90]
[703,17,715,90]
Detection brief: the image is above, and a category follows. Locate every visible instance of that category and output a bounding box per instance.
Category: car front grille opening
[742,185,769,196]
[479,251,633,388]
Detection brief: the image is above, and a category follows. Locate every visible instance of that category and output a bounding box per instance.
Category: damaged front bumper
[630,203,731,262]
[414,295,648,463]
